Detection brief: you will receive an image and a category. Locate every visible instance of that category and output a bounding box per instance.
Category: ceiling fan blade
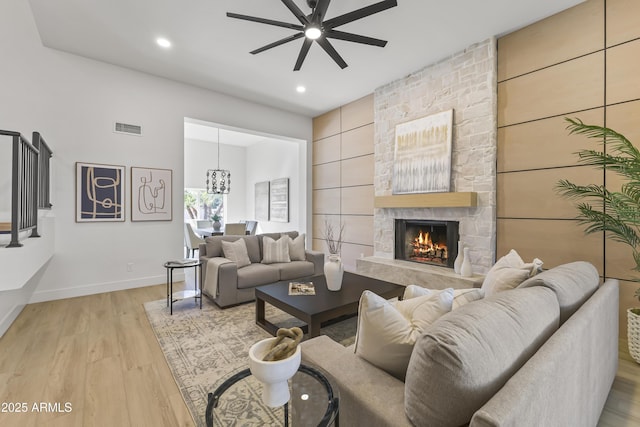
[326,29,387,47]
[316,38,348,69]
[280,0,310,25]
[250,32,305,55]
[324,0,397,29]
[227,12,303,31]
[294,38,313,71]
[310,0,331,24]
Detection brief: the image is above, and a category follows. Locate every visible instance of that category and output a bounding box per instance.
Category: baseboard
[28,273,184,303]
[0,303,26,337]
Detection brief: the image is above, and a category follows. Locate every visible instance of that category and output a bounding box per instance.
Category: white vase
[324,254,344,291]
[453,241,464,274]
[460,247,473,277]
[249,337,302,407]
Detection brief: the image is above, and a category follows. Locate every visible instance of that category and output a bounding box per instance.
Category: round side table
[163,259,202,315]
[206,363,339,426]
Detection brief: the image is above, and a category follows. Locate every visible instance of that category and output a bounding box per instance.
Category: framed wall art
[131,167,172,221]
[255,181,270,221]
[392,109,453,194]
[269,178,289,223]
[76,162,125,222]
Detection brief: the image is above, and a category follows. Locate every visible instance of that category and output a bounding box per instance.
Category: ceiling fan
[227,0,398,71]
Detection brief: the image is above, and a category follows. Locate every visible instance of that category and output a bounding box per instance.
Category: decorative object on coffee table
[325,255,344,291]
[556,118,640,363]
[323,219,345,291]
[249,328,303,407]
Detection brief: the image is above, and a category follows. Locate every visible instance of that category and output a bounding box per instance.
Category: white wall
[0,0,311,323]
[246,139,302,234]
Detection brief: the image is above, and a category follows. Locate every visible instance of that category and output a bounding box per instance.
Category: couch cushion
[354,289,454,380]
[518,261,599,324]
[288,233,306,261]
[237,264,280,289]
[404,286,560,427]
[261,235,291,264]
[403,285,485,310]
[221,238,251,268]
[274,260,315,281]
[205,235,260,263]
[481,249,543,296]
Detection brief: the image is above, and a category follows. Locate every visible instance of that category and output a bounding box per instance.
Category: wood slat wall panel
[312,109,340,141]
[607,100,640,143]
[497,52,604,127]
[341,185,374,216]
[313,135,341,165]
[340,242,374,273]
[606,0,640,47]
[606,39,640,105]
[497,0,604,82]
[340,94,374,132]
[341,215,374,246]
[497,218,604,274]
[312,162,340,189]
[497,166,601,218]
[341,124,374,160]
[341,155,374,187]
[312,190,340,214]
[497,108,604,172]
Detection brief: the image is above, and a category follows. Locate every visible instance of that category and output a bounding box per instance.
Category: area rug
[143,297,356,426]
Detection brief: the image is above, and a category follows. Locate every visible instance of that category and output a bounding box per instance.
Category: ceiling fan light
[305,26,322,40]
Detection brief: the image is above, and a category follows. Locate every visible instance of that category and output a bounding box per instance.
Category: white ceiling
[184,118,300,147]
[27,0,584,117]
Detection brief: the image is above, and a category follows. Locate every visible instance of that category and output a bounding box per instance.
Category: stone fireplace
[370,38,497,275]
[395,219,459,268]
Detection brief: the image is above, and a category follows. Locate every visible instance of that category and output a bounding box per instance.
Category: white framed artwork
[392,109,453,194]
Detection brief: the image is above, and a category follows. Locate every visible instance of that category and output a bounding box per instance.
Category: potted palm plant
[556,117,640,363]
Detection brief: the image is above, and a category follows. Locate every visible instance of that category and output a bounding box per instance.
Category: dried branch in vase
[323,219,345,255]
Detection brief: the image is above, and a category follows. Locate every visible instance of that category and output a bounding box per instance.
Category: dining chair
[196,220,212,229]
[245,220,258,235]
[184,223,205,258]
[224,223,248,236]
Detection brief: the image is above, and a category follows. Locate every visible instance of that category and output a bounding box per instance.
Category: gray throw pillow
[287,233,306,261]
[221,238,251,268]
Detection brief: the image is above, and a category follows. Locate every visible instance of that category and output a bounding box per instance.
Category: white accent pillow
[481,249,543,296]
[261,235,291,264]
[221,238,251,268]
[354,288,454,380]
[403,285,485,310]
[287,233,306,261]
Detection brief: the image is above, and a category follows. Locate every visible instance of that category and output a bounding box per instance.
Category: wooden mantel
[374,192,477,208]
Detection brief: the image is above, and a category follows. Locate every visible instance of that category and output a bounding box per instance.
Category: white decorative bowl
[249,337,302,407]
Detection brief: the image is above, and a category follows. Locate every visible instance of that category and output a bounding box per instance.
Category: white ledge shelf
[374,192,477,208]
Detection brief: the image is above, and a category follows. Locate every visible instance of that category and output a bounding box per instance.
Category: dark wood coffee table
[255,272,404,338]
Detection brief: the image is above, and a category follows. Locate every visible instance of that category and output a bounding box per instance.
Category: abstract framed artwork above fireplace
[394,219,459,268]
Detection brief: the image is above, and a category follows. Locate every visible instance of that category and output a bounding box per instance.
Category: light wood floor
[0,283,639,426]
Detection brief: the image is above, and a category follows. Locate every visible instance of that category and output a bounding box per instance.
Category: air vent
[114,122,143,136]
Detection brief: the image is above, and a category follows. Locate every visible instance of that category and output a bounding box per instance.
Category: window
[184,188,225,221]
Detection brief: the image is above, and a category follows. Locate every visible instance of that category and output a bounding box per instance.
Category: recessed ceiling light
[156,38,172,48]
[296,86,306,93]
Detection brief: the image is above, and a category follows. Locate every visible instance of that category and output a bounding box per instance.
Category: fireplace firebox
[395,219,459,268]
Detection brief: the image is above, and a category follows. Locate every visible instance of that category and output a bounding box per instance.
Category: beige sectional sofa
[301,261,619,426]
[199,231,324,308]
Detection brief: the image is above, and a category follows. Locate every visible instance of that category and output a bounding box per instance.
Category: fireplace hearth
[395,219,459,268]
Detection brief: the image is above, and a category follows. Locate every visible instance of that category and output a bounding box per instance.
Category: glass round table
[205,363,339,426]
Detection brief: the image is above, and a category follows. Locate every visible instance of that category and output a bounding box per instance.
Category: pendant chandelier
[206,128,231,194]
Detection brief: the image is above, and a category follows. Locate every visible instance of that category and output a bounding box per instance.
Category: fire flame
[411,230,447,258]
